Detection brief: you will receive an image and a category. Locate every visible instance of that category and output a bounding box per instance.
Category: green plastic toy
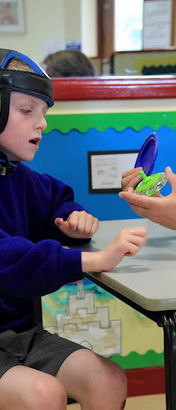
[135,170,167,196]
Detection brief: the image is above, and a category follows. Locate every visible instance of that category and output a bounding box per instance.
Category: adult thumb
[165,167,176,194]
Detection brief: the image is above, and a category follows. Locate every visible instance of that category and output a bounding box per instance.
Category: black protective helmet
[0,49,54,133]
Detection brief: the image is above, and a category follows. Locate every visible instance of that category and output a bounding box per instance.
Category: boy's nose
[37,116,47,131]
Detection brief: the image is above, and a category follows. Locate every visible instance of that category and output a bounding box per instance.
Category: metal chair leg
[162,312,176,410]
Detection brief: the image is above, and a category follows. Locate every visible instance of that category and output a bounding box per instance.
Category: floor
[67,394,165,409]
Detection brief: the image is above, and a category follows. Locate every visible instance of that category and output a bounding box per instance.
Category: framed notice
[88,150,138,193]
[0,0,25,33]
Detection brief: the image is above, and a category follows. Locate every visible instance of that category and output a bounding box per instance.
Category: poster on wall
[0,0,25,33]
[43,280,122,357]
[88,150,138,193]
[143,0,172,48]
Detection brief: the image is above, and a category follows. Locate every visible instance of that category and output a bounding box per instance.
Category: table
[83,219,176,410]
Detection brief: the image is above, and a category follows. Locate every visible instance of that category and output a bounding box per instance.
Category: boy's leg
[0,365,67,410]
[57,349,127,410]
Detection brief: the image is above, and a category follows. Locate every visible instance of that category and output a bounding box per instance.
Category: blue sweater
[0,162,87,332]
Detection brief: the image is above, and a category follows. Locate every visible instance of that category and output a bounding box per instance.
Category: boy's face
[0,92,48,161]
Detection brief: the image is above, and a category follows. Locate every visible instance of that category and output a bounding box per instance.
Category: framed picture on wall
[0,0,25,33]
[88,150,139,193]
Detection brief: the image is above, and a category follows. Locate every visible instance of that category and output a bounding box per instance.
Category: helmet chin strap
[0,90,16,175]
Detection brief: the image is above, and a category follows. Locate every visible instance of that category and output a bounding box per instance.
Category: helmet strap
[0,150,17,175]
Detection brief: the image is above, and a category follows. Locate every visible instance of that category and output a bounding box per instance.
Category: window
[114,0,143,51]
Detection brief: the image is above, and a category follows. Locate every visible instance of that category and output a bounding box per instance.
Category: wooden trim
[126,366,165,397]
[97,0,103,59]
[112,48,176,55]
[51,76,176,101]
[171,0,176,45]
[97,0,114,59]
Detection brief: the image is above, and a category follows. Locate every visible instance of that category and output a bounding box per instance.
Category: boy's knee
[32,375,67,410]
[96,361,127,409]
[82,356,127,409]
[92,356,127,402]
[83,351,126,384]
[106,360,127,394]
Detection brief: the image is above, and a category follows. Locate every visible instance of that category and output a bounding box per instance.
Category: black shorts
[0,324,86,378]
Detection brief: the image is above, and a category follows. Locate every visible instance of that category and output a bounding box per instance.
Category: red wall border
[126,366,165,397]
[52,76,176,101]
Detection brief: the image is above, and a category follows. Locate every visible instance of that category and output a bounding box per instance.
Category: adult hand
[121,167,142,191]
[119,167,176,230]
[82,226,147,273]
[55,210,99,239]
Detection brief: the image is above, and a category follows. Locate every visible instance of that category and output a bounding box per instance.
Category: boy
[0,48,147,410]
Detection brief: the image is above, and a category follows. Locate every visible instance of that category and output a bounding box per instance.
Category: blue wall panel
[27,126,176,220]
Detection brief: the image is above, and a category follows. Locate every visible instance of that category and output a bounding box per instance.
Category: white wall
[81,0,97,56]
[0,0,96,63]
[65,0,81,44]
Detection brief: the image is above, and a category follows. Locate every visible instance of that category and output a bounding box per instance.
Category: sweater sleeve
[0,229,83,299]
[44,174,91,245]
[24,167,91,245]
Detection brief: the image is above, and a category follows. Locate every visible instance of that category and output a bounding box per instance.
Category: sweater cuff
[60,247,84,283]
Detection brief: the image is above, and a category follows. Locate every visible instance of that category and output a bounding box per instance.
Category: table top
[84,219,176,312]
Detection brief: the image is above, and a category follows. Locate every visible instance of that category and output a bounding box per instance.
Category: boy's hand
[55,211,99,239]
[121,167,142,191]
[82,226,147,273]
